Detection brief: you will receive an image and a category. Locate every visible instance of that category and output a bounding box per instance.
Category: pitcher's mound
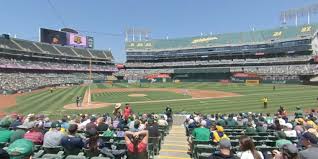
[128,94,147,97]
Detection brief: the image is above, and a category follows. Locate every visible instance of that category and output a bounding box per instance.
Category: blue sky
[0,0,317,62]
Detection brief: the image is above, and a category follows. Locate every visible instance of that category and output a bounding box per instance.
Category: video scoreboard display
[40,28,94,48]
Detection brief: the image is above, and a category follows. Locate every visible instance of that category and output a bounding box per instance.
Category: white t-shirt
[284,130,297,137]
[238,150,264,159]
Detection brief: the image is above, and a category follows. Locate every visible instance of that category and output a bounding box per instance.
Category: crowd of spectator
[0,104,173,159]
[114,69,173,80]
[125,55,312,68]
[0,58,117,72]
[184,106,318,159]
[0,72,107,92]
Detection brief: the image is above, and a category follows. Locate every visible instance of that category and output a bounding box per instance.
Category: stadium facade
[119,24,318,84]
[0,34,116,93]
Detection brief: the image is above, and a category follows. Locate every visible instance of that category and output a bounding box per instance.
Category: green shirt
[217,119,226,127]
[10,129,26,143]
[245,127,257,134]
[276,139,292,148]
[226,119,237,127]
[192,127,210,141]
[295,110,303,118]
[256,126,266,133]
[7,138,34,158]
[0,129,13,143]
[102,130,114,137]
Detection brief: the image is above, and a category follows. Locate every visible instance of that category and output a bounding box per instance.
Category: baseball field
[1,82,318,118]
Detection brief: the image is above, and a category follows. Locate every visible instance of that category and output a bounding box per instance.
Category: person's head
[301,132,318,148]
[283,123,293,130]
[281,144,299,159]
[200,120,207,128]
[218,139,231,155]
[277,131,287,140]
[89,116,96,123]
[96,117,105,125]
[267,113,270,117]
[68,124,78,135]
[239,135,261,159]
[134,120,140,129]
[51,121,61,130]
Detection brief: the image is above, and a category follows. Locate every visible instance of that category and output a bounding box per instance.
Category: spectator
[146,118,160,154]
[0,127,13,143]
[7,139,34,159]
[245,122,257,135]
[102,126,115,137]
[238,135,264,159]
[299,132,318,159]
[123,103,132,121]
[10,124,29,143]
[0,148,9,159]
[158,115,168,126]
[24,124,44,145]
[116,126,126,137]
[211,125,229,143]
[295,106,303,119]
[86,116,97,131]
[61,116,70,130]
[96,117,108,132]
[113,103,122,117]
[85,128,104,157]
[272,144,299,159]
[43,121,65,147]
[61,124,84,155]
[265,113,273,124]
[226,114,237,127]
[192,120,210,141]
[208,139,238,159]
[283,123,297,138]
[125,130,149,159]
[275,131,292,148]
[256,122,266,133]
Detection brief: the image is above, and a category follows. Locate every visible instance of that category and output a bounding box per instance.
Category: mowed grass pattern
[5,82,318,117]
[92,91,191,103]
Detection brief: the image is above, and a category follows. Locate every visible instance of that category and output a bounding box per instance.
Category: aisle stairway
[155,125,190,159]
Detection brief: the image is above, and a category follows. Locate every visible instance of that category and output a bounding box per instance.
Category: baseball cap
[282,144,298,155]
[51,121,61,128]
[301,132,318,144]
[219,139,231,149]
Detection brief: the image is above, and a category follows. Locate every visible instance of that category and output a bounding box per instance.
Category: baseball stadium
[1,1,318,159]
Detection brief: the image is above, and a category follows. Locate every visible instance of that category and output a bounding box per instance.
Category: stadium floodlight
[280,3,318,26]
[125,28,151,42]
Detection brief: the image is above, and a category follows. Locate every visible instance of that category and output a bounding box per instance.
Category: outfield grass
[92,91,191,103]
[5,82,318,118]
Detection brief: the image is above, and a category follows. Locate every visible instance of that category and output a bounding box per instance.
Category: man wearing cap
[272,144,298,159]
[208,139,238,159]
[43,121,65,147]
[299,132,318,159]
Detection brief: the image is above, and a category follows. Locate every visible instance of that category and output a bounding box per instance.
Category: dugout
[172,68,231,82]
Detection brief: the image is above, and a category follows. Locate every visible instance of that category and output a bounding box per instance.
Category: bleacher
[0,121,171,159]
[188,126,298,159]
